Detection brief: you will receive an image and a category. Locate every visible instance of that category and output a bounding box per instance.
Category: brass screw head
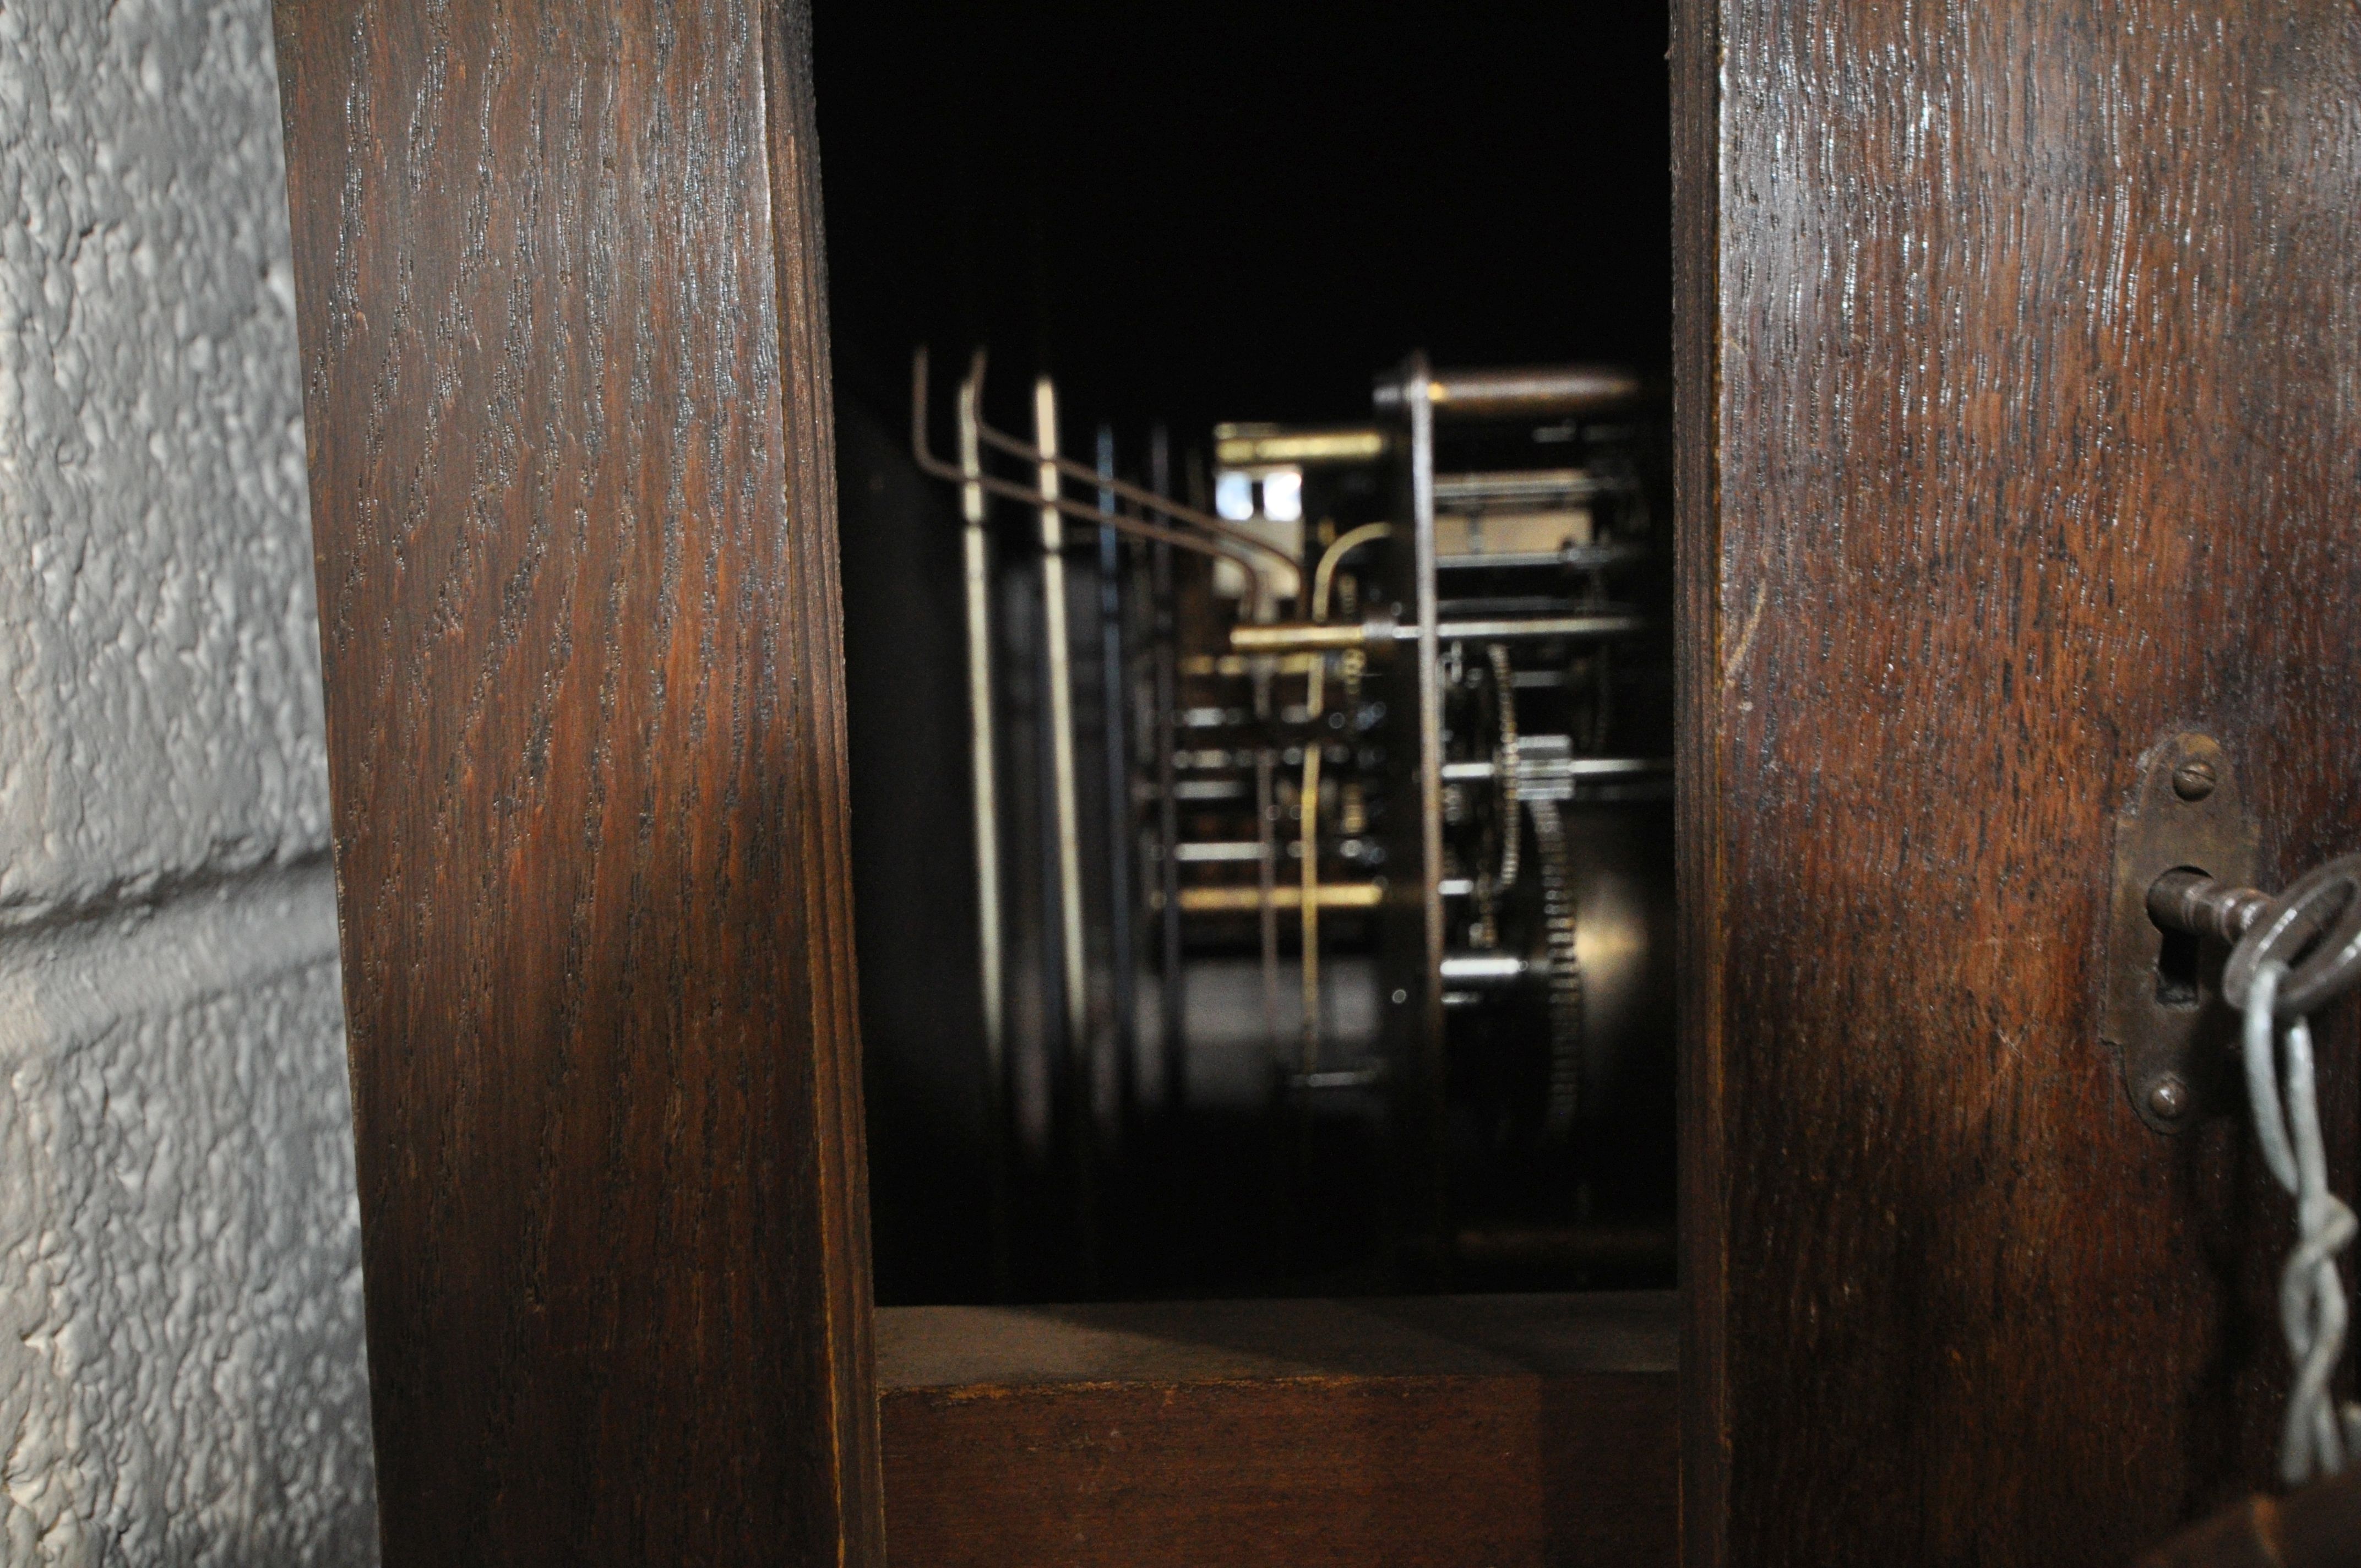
[2147,1074,2191,1120]
[2172,760,2219,802]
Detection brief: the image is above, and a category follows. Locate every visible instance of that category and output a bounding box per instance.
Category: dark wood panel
[1678,3,2361,1565]
[2139,1467,2361,1568]
[877,1294,1676,1568]
[272,1,883,1562]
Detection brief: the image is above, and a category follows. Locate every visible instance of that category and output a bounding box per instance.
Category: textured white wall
[0,0,377,1562]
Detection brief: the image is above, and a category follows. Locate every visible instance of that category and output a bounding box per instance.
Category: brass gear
[1528,794,1584,1139]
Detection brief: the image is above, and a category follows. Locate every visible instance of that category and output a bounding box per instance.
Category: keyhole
[2153,862,2207,1008]
[2155,927,2201,1008]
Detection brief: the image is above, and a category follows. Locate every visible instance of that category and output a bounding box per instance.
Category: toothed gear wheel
[1489,644,1521,892]
[1528,796,1584,1139]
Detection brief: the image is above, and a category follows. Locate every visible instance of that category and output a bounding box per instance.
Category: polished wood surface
[2138,1468,2361,1568]
[1675,3,2361,1564]
[877,1293,1675,1567]
[273,2,882,1561]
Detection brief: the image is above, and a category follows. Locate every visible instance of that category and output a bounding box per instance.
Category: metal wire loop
[2243,959,2361,1486]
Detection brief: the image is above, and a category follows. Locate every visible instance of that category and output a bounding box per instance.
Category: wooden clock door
[1674,1,2361,1564]
[273,2,880,1561]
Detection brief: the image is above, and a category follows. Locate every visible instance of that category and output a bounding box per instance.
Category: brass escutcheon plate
[2102,732,2259,1133]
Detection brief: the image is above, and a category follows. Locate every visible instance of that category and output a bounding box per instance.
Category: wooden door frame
[280,1,2361,1564]
[1673,2,2361,1564]
[275,1,880,1560]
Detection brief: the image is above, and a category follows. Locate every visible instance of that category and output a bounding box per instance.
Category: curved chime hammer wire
[910,348,1298,616]
[2244,959,2361,1485]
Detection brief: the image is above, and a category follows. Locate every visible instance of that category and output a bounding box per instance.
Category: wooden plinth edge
[876,1291,1677,1568]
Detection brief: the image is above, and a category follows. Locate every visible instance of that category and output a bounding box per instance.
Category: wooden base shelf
[877,1291,1677,1567]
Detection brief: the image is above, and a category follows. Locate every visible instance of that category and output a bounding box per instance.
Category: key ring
[2224,853,2361,1019]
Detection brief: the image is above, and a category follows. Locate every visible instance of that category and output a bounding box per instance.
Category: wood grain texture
[877,1294,1676,1567]
[2136,1467,2361,1568]
[1678,4,2361,1565]
[272,1,883,1561]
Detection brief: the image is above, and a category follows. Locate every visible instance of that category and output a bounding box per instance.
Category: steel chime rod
[1405,352,1449,1256]
[954,357,1013,1292]
[1031,378,1099,1288]
[1034,383,1089,1081]
[1150,427,1186,1115]
[1097,427,1135,1140]
[955,357,1005,1097]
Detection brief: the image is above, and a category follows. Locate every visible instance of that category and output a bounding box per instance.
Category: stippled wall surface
[0,0,378,1561]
